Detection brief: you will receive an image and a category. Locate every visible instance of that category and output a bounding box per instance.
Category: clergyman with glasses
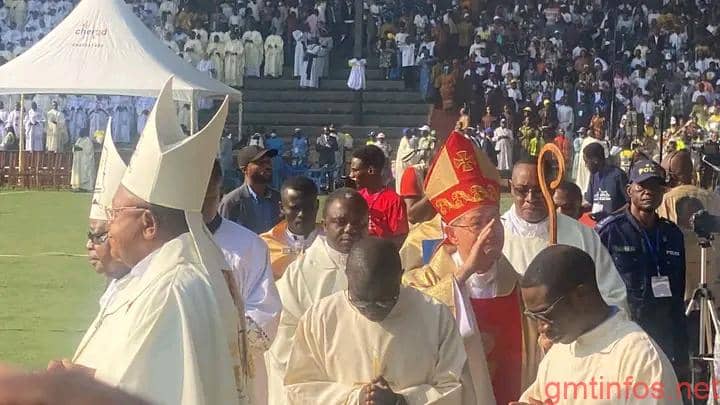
[403,130,528,405]
[500,159,629,314]
[514,245,679,405]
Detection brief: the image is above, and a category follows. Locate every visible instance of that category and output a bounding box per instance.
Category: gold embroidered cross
[453,150,474,172]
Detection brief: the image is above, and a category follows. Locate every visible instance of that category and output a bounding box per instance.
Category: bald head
[520,245,608,344]
[520,245,598,298]
[662,150,693,186]
[346,238,402,322]
[347,238,402,287]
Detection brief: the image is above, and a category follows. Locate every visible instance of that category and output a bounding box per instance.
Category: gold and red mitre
[424,131,501,223]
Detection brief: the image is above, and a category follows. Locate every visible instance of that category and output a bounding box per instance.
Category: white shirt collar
[285,227,318,249]
[130,247,161,278]
[321,236,348,269]
[246,183,258,200]
[501,205,549,239]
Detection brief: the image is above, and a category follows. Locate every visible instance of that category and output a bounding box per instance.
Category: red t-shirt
[358,187,409,238]
[399,166,424,198]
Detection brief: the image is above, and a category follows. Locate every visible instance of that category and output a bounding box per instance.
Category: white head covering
[119,77,248,387]
[120,76,229,211]
[89,119,126,220]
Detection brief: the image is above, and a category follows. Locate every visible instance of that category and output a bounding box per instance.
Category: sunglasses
[523,295,566,324]
[347,291,399,311]
[87,231,109,245]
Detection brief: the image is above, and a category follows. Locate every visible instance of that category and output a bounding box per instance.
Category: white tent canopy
[0,0,242,103]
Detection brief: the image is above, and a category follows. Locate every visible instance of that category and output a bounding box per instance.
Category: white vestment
[196,59,216,110]
[46,108,68,152]
[299,44,324,88]
[292,30,305,77]
[111,108,132,143]
[224,39,245,87]
[521,311,679,404]
[492,127,513,171]
[184,38,203,64]
[7,109,20,137]
[73,275,136,370]
[88,109,109,141]
[92,234,242,405]
[70,137,95,190]
[285,287,471,404]
[501,207,629,313]
[347,58,367,90]
[70,109,87,142]
[213,218,282,405]
[264,35,284,78]
[0,108,8,138]
[208,41,226,83]
[24,108,43,151]
[242,31,264,77]
[316,37,333,78]
[266,236,348,405]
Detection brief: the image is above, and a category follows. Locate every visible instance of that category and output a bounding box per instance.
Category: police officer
[597,159,689,380]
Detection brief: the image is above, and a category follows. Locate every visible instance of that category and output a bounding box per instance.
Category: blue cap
[629,159,665,184]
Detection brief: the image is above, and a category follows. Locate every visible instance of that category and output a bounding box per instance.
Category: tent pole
[237,99,242,141]
[190,95,196,134]
[18,93,25,186]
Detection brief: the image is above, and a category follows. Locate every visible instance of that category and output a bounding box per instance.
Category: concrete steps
[244,77,405,91]
[242,89,424,103]
[244,125,409,139]
[241,61,429,140]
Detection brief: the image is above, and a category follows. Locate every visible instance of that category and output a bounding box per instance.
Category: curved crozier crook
[536,143,566,245]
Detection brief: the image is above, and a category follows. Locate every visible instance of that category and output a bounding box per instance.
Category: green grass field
[0,190,514,369]
[0,191,104,369]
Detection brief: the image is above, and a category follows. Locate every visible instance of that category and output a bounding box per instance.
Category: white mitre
[118,77,250,398]
[89,119,126,220]
[121,76,228,211]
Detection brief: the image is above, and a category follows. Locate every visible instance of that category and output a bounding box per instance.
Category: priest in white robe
[266,188,369,405]
[285,238,473,404]
[196,54,217,110]
[70,132,95,191]
[46,101,68,152]
[299,40,323,88]
[264,33,284,78]
[70,127,132,371]
[183,31,203,64]
[502,160,628,312]
[70,106,87,143]
[224,32,245,87]
[242,29,263,77]
[7,103,21,139]
[292,30,305,77]
[24,102,44,151]
[316,36,333,78]
[111,105,132,144]
[64,79,249,404]
[208,34,226,83]
[492,119,513,171]
[88,104,109,144]
[517,245,679,405]
[203,159,282,405]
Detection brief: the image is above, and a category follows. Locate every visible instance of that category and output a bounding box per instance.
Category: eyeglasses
[87,231,108,245]
[347,291,399,311]
[523,295,566,324]
[105,206,149,221]
[512,185,543,198]
[450,220,489,233]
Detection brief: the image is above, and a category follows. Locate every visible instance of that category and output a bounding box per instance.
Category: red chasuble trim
[470,286,523,405]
